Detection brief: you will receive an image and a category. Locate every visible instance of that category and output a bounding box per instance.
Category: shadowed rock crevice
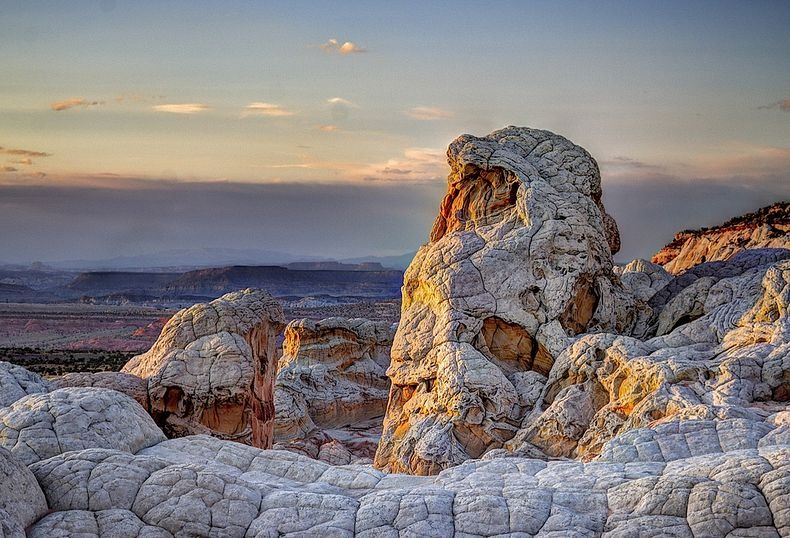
[430,165,519,242]
[477,316,553,377]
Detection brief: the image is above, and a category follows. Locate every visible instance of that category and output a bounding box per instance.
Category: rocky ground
[0,126,787,537]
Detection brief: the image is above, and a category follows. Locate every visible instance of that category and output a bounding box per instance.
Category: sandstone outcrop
[375,126,634,475]
[653,201,789,274]
[503,249,790,462]
[274,317,395,460]
[122,288,285,447]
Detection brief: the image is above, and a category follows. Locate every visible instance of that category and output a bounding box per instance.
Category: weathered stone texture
[123,288,285,447]
[375,126,634,474]
[274,317,394,462]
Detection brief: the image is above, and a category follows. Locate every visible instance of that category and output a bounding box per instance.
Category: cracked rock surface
[0,361,51,408]
[122,288,285,447]
[0,387,164,466]
[374,126,634,475]
[0,420,782,537]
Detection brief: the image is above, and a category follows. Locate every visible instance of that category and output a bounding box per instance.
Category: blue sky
[1,0,788,262]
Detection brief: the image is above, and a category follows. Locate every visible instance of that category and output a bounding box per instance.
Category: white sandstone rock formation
[375,126,635,475]
[123,288,285,447]
[505,249,790,462]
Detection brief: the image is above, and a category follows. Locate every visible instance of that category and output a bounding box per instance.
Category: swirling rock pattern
[274,317,395,461]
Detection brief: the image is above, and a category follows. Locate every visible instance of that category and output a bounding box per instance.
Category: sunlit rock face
[122,288,285,447]
[505,249,790,461]
[274,317,395,439]
[374,126,634,475]
[652,201,790,274]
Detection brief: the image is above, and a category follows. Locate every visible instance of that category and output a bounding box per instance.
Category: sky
[1,0,789,264]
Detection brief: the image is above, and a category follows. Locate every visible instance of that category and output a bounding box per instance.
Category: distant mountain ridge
[0,264,404,305]
[7,247,417,271]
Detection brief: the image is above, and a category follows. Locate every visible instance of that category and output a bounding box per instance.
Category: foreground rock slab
[123,288,285,447]
[5,425,786,537]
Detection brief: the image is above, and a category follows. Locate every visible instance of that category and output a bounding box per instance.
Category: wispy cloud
[1,146,48,171]
[50,98,104,111]
[327,97,357,107]
[152,103,209,114]
[262,147,445,183]
[758,99,790,111]
[242,102,295,117]
[599,156,665,171]
[361,148,446,182]
[320,38,367,54]
[0,147,51,158]
[318,125,339,132]
[405,106,453,120]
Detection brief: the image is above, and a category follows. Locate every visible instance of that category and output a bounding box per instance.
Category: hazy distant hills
[32,248,329,272]
[7,247,417,272]
[0,263,404,305]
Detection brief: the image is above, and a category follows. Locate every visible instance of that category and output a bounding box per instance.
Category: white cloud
[405,106,453,120]
[326,97,358,121]
[243,102,295,117]
[152,103,209,114]
[327,97,357,107]
[320,38,367,54]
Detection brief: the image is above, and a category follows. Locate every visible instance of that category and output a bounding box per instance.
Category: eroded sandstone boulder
[123,288,284,447]
[0,387,164,465]
[375,126,633,474]
[0,446,48,535]
[274,318,395,442]
[0,361,51,407]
